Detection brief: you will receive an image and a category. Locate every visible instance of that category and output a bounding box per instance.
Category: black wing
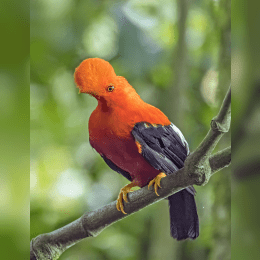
[132,122,195,195]
[132,122,189,172]
[101,155,132,182]
[132,122,199,240]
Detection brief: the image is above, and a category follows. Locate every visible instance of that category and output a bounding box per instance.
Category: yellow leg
[116,182,138,214]
[148,172,166,196]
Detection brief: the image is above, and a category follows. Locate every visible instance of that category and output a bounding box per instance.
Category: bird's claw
[116,184,135,214]
[148,172,166,196]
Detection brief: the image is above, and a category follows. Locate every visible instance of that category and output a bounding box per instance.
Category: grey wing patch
[132,122,195,195]
[132,122,189,174]
[170,123,190,155]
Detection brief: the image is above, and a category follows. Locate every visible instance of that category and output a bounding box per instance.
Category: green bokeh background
[11,0,260,259]
[5,0,260,259]
[232,0,260,259]
[0,0,29,259]
[30,0,231,259]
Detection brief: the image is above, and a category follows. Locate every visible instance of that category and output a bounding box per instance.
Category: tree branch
[30,87,231,260]
[185,86,231,185]
[209,146,231,174]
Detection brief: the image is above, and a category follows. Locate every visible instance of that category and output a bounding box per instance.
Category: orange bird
[74,58,199,240]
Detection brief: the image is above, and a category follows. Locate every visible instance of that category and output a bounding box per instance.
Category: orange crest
[74,58,117,94]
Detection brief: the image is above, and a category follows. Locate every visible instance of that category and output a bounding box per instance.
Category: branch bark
[30,86,231,260]
[209,146,231,174]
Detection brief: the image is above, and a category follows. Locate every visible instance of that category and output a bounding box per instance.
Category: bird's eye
[107,85,114,92]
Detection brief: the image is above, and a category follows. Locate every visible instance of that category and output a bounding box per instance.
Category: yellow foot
[148,172,166,196]
[116,182,137,214]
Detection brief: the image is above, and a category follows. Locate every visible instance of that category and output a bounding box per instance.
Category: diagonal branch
[210,146,231,175]
[30,86,231,260]
[192,85,231,159]
[184,86,231,185]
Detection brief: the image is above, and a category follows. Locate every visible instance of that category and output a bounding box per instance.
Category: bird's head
[74,58,139,107]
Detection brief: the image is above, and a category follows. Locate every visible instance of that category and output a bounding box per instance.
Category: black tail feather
[168,189,199,240]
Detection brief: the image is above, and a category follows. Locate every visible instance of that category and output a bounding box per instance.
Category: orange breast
[88,102,171,187]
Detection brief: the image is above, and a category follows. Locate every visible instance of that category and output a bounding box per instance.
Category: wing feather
[132,122,189,174]
[132,122,195,196]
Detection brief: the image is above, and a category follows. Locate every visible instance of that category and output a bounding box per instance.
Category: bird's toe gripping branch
[116,182,137,214]
[148,172,166,196]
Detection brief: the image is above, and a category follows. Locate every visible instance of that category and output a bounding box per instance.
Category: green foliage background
[232,0,260,259]
[0,0,29,259]
[30,0,231,259]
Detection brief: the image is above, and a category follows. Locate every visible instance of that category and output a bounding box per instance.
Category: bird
[74,58,199,240]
